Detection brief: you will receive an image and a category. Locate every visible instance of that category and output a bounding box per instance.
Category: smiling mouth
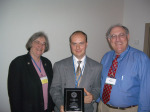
[37,49,42,52]
[115,41,122,45]
[76,50,82,53]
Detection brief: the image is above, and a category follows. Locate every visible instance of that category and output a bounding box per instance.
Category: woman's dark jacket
[8,53,54,112]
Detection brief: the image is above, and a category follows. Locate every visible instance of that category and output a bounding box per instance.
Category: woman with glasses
[8,32,54,112]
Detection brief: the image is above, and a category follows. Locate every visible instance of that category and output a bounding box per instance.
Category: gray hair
[106,24,129,38]
[26,31,49,52]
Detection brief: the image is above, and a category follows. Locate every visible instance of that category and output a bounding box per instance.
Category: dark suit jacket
[50,56,102,112]
[8,53,54,112]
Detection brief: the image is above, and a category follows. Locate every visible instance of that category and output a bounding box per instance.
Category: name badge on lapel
[105,77,116,85]
[40,76,48,84]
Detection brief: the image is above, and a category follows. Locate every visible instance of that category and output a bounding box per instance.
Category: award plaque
[64,88,84,112]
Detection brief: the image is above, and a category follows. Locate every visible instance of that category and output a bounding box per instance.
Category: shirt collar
[113,45,130,61]
[73,55,86,67]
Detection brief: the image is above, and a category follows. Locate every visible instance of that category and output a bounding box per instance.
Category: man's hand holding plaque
[84,88,94,104]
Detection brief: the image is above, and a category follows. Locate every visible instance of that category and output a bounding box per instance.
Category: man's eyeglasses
[108,33,127,39]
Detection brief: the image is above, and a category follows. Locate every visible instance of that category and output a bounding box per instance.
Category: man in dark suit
[50,31,102,112]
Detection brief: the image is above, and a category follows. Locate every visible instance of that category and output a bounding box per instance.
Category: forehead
[110,26,126,34]
[35,36,46,41]
[71,33,86,41]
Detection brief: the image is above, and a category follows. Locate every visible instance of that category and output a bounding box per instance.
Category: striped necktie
[76,61,82,87]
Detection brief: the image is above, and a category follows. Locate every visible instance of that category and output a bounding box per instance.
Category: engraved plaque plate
[64,88,84,112]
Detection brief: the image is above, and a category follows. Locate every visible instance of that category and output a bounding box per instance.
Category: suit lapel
[41,58,50,80]
[25,53,42,87]
[41,58,49,84]
[25,53,44,103]
[66,57,76,87]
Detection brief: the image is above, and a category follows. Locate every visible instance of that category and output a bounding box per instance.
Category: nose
[116,36,121,41]
[76,44,80,49]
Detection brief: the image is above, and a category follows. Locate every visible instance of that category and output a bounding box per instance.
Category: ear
[107,38,111,43]
[86,42,88,48]
[127,34,130,40]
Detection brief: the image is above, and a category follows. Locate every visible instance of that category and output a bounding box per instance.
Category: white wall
[0,0,123,111]
[123,0,150,50]
[1,0,149,112]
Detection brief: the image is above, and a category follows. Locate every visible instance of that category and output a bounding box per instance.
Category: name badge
[40,76,48,84]
[105,77,116,85]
